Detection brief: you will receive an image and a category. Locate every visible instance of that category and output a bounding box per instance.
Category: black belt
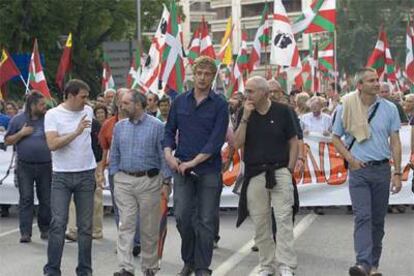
[19,160,52,165]
[121,168,159,178]
[364,159,389,166]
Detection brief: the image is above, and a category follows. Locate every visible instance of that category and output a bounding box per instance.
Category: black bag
[343,102,380,169]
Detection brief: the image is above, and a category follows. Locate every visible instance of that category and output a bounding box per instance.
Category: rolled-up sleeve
[157,123,172,178]
[200,101,229,155]
[331,105,345,137]
[163,100,177,150]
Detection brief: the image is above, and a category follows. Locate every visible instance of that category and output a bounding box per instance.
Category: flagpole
[334,30,337,90]
[18,75,28,88]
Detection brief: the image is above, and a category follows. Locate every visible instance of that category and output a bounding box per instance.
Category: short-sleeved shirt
[240,102,297,167]
[98,115,118,151]
[44,104,96,172]
[5,112,51,163]
[300,112,332,134]
[331,97,401,162]
[0,113,10,129]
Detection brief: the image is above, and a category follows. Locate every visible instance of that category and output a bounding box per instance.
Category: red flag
[199,17,216,59]
[28,39,51,98]
[0,48,21,87]
[55,33,72,91]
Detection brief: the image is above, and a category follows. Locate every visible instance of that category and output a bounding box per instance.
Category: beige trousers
[247,168,297,274]
[114,172,161,273]
[67,187,103,238]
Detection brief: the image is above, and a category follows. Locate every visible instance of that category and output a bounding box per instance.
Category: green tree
[337,0,413,75]
[0,0,182,101]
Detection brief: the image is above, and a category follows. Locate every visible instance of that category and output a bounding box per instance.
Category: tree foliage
[0,0,180,101]
[337,0,413,74]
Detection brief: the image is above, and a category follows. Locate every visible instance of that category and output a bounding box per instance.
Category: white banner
[0,126,413,207]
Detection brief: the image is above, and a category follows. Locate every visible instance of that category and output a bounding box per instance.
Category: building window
[242,3,265,18]
[216,7,232,20]
[213,31,225,44]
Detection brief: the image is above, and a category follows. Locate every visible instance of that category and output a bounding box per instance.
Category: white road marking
[213,214,318,276]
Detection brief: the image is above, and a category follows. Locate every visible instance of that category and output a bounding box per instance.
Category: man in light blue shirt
[331,67,402,276]
[110,89,171,276]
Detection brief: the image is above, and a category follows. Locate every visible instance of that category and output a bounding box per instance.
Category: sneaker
[279,265,294,276]
[65,232,77,242]
[40,231,48,240]
[177,264,194,276]
[20,235,31,243]
[113,269,134,276]
[369,267,382,276]
[259,271,274,276]
[349,265,368,276]
[132,245,141,257]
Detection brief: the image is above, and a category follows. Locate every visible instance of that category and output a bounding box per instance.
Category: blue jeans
[109,174,140,247]
[173,172,221,274]
[348,163,391,272]
[44,170,95,276]
[17,160,52,236]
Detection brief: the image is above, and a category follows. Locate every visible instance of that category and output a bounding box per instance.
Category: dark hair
[93,104,108,118]
[129,89,147,109]
[148,92,159,103]
[5,101,19,112]
[63,79,90,99]
[25,90,45,119]
[158,95,171,106]
[330,82,341,94]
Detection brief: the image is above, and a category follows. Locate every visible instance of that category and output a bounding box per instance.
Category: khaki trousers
[247,168,297,274]
[114,172,161,273]
[67,186,103,238]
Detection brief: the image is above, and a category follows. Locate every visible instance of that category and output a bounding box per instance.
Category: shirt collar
[129,112,147,125]
[186,88,216,101]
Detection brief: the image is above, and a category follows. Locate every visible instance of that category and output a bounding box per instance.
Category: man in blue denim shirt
[110,89,171,276]
[332,68,402,276]
[163,56,229,276]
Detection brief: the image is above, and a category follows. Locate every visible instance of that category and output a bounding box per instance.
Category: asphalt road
[0,206,413,276]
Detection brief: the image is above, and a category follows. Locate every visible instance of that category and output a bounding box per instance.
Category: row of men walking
[3,56,403,276]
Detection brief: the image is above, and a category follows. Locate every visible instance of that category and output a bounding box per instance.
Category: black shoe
[40,231,48,240]
[132,245,141,257]
[1,207,10,217]
[177,264,194,276]
[313,207,325,215]
[20,235,31,243]
[251,245,259,252]
[144,269,156,276]
[113,269,134,276]
[349,265,368,276]
[195,269,211,276]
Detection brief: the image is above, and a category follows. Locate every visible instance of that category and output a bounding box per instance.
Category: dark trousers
[17,160,52,236]
[173,172,221,274]
[44,170,95,276]
[348,163,391,272]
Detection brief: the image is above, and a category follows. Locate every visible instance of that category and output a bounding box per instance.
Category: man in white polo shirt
[43,79,96,276]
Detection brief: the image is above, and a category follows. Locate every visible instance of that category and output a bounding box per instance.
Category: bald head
[379,82,391,99]
[245,76,269,106]
[267,79,285,102]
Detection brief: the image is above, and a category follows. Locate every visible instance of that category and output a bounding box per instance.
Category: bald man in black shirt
[234,76,298,276]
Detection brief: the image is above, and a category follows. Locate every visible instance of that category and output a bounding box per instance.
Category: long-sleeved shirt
[109,113,171,179]
[163,89,229,174]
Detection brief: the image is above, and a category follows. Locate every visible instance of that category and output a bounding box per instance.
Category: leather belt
[364,159,389,166]
[121,168,159,178]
